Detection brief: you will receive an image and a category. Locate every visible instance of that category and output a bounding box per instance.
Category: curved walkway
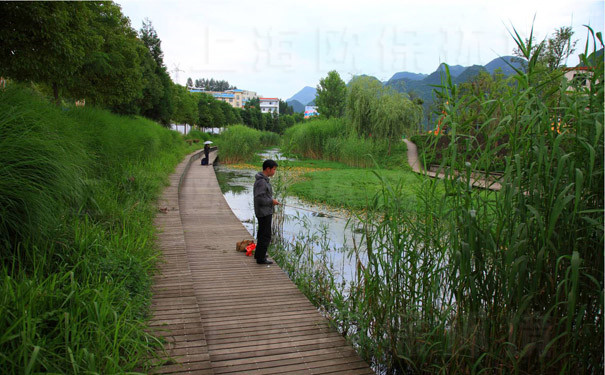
[150,150,374,374]
[403,139,502,191]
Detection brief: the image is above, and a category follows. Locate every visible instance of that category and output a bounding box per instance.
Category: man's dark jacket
[253,172,274,218]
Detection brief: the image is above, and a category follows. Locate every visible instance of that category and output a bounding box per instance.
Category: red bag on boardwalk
[245,243,256,256]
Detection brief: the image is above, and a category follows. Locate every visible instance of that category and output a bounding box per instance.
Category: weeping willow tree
[346,76,423,154]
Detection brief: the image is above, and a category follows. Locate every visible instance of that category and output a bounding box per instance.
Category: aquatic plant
[272,27,604,374]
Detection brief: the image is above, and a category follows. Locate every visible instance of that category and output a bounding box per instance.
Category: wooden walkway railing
[404,139,502,191]
[150,150,375,374]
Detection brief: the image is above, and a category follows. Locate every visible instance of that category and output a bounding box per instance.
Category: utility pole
[171,63,184,84]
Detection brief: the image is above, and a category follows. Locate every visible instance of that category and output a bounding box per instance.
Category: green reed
[283,118,408,169]
[271,27,603,374]
[215,125,279,163]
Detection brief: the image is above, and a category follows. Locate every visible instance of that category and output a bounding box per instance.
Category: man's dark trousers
[255,215,272,262]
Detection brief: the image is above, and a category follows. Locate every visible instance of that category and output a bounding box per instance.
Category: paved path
[150,150,374,374]
[403,139,502,191]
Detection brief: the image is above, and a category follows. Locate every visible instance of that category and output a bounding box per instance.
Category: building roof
[260,98,278,101]
[213,93,235,99]
[564,66,593,72]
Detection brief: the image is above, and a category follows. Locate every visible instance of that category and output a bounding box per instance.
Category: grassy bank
[284,162,424,211]
[0,84,194,373]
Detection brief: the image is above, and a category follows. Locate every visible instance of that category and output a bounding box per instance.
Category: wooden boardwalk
[151,150,374,374]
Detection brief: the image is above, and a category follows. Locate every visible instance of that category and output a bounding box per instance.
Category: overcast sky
[117,0,604,100]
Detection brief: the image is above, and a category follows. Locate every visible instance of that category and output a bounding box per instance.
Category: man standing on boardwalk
[253,160,280,265]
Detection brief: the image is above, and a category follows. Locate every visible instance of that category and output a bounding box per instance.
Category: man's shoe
[257,259,273,265]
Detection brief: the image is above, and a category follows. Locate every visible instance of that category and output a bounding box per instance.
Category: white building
[187,88,259,109]
[259,98,279,114]
[564,67,594,91]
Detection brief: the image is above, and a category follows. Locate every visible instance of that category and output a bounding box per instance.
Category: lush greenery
[0,3,174,124]
[411,69,512,171]
[316,70,347,118]
[216,125,280,163]
[287,166,420,211]
[0,1,291,135]
[272,28,604,374]
[281,71,422,170]
[240,97,303,134]
[196,92,243,128]
[347,76,423,150]
[0,85,193,373]
[183,129,211,142]
[283,118,410,169]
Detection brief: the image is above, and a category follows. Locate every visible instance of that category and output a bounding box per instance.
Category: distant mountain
[287,99,306,113]
[454,65,486,84]
[307,99,316,106]
[484,56,524,75]
[421,63,467,85]
[437,63,466,77]
[287,86,317,106]
[388,71,427,82]
[295,55,532,127]
[383,59,527,129]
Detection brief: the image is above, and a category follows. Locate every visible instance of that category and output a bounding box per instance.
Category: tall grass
[0,84,190,373]
[216,124,279,163]
[272,28,604,374]
[283,118,408,168]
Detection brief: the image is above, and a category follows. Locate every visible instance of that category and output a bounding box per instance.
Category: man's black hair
[262,159,278,170]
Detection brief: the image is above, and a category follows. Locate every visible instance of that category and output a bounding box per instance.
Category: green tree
[279,100,294,115]
[140,18,164,68]
[373,88,422,153]
[171,84,197,125]
[316,70,347,118]
[346,76,422,148]
[544,26,577,70]
[139,19,173,125]
[346,76,382,136]
[71,2,144,113]
[197,93,214,128]
[209,100,225,127]
[186,77,193,88]
[0,2,97,103]
[513,26,577,70]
